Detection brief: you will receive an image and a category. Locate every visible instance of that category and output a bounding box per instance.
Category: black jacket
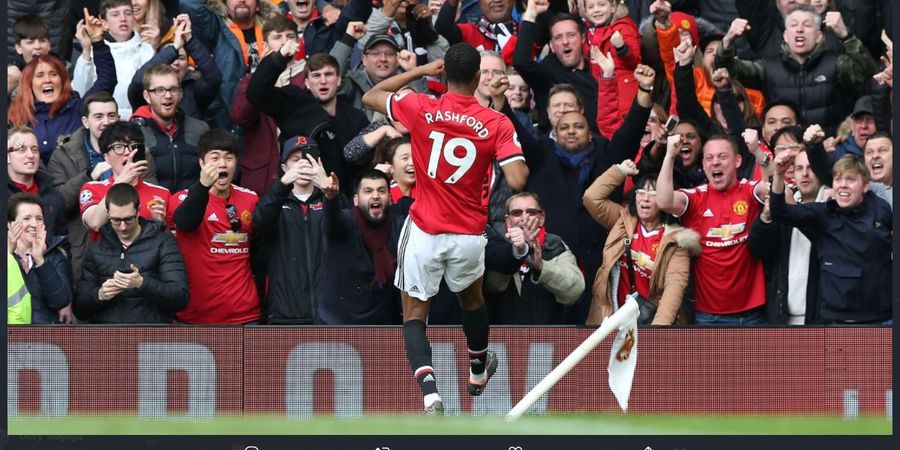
[16,235,73,324]
[763,50,850,137]
[301,0,372,57]
[484,226,575,325]
[748,215,821,324]
[75,218,189,323]
[317,196,411,325]
[501,99,650,323]
[132,109,209,192]
[770,191,892,322]
[513,20,599,134]
[7,170,67,239]
[251,182,326,324]
[247,51,370,198]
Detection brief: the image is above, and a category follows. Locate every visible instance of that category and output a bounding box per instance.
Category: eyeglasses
[635,189,657,197]
[7,145,40,155]
[365,50,397,58]
[107,142,145,155]
[479,69,505,77]
[508,208,544,217]
[146,86,183,96]
[109,215,138,225]
[773,143,803,153]
[226,204,241,233]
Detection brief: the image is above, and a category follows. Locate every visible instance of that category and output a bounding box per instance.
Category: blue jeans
[694,308,768,325]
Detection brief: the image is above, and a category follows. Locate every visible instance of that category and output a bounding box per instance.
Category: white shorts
[395,217,487,300]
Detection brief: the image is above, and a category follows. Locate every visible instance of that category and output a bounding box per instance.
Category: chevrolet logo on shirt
[706,223,745,240]
[211,231,249,246]
[630,250,654,270]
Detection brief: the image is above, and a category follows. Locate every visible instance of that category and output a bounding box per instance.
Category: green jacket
[7,252,31,324]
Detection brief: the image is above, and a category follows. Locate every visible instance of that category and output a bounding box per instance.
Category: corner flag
[608,295,640,412]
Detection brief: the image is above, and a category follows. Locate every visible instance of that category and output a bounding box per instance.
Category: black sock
[463,305,490,375]
[403,320,438,396]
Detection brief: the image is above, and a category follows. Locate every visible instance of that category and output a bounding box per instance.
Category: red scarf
[352,208,395,288]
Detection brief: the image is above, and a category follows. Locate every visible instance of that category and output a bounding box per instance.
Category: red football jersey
[168,185,261,324]
[387,91,524,235]
[79,178,171,241]
[678,180,766,314]
[616,224,663,307]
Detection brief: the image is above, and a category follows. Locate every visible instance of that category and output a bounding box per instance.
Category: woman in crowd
[583,159,699,325]
[374,137,416,202]
[7,12,116,163]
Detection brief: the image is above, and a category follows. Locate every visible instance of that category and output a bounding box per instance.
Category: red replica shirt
[168,185,261,324]
[678,180,766,314]
[12,181,39,195]
[616,224,663,307]
[79,178,171,241]
[457,23,518,64]
[387,91,524,235]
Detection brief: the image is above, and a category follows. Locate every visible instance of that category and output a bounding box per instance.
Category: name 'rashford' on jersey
[386,91,524,235]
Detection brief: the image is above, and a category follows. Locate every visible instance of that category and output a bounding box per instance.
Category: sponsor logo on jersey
[733,200,749,216]
[211,231,248,246]
[706,223,746,240]
[702,208,714,217]
[207,212,219,222]
[241,210,252,226]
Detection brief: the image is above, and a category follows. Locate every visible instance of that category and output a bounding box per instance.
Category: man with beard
[316,168,407,325]
[126,14,222,121]
[657,134,769,324]
[247,42,369,199]
[179,0,282,128]
[130,64,209,191]
[514,2,599,133]
[170,129,261,324]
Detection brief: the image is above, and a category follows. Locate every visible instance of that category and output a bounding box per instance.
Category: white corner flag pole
[506,297,639,421]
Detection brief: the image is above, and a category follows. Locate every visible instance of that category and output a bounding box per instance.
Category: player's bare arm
[657,134,689,216]
[501,161,529,191]
[362,59,445,114]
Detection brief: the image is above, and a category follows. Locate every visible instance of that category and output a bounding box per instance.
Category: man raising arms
[363,43,528,415]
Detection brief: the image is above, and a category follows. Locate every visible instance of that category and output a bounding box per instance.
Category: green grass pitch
[8,413,892,435]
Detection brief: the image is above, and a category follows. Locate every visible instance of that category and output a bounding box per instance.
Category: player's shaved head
[444,43,481,84]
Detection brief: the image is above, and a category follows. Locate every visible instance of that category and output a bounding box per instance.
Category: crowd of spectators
[7,0,893,326]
